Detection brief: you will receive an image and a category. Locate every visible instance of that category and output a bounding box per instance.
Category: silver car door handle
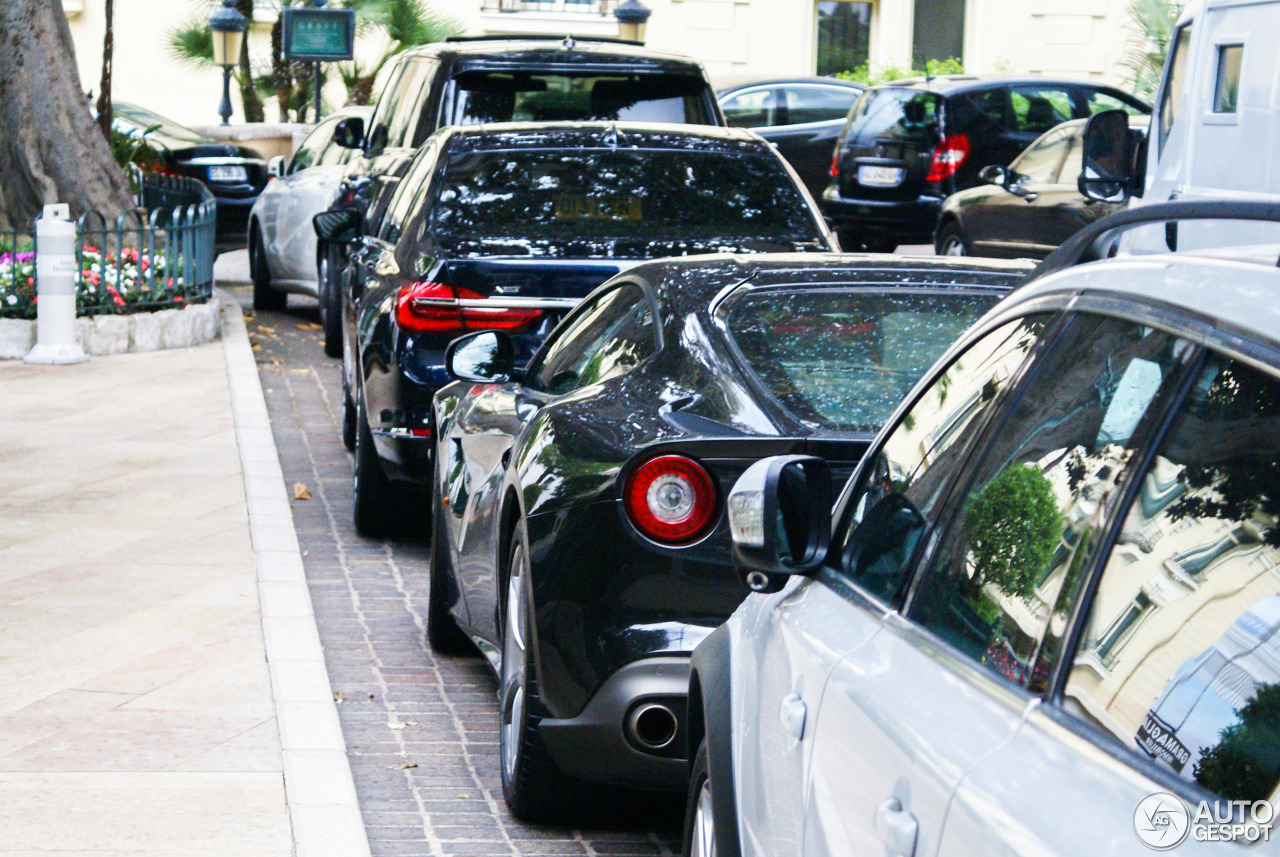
[779,693,807,741]
[875,797,918,857]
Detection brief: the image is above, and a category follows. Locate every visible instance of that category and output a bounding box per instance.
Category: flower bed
[0,244,202,321]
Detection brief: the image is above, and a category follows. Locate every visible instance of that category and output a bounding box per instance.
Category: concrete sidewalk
[0,295,363,856]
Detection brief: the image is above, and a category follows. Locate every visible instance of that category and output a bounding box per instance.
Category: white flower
[6,294,16,306]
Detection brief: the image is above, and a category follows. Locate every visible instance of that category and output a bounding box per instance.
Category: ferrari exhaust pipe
[626,702,679,750]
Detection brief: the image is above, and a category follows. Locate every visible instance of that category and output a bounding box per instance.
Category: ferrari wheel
[498,530,585,822]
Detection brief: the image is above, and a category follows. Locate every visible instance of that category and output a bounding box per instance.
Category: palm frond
[167,17,216,68]
[1121,0,1184,98]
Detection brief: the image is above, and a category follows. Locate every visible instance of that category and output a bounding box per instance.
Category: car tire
[352,395,405,539]
[250,227,286,312]
[341,370,357,453]
[499,529,588,823]
[683,740,717,857]
[836,230,897,254]
[936,222,969,256]
[319,244,343,359]
[427,488,471,654]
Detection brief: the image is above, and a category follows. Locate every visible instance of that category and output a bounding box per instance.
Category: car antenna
[562,35,576,49]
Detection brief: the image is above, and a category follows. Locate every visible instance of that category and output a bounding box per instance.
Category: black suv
[297,35,725,340]
[821,76,1149,251]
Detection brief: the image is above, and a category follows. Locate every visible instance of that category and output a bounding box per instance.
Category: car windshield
[726,288,1002,431]
[112,103,207,146]
[431,147,826,253]
[445,71,714,125]
[844,88,941,145]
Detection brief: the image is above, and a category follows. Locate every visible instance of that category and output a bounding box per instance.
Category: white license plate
[208,165,247,183]
[857,165,904,187]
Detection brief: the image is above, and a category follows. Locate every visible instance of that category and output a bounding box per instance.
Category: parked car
[821,76,1149,251]
[718,77,864,198]
[247,106,372,354]
[685,200,1280,857]
[934,116,1148,259]
[112,102,269,252]
[1078,0,1280,254]
[430,251,1029,822]
[314,34,727,313]
[325,122,834,539]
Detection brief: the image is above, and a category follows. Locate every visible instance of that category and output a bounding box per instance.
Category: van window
[1213,44,1243,114]
[1158,24,1193,151]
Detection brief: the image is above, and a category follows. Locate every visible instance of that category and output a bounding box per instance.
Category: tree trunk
[94,0,114,142]
[235,0,265,122]
[271,18,291,120]
[0,0,133,232]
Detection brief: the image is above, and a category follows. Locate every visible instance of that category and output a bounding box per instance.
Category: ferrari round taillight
[624,455,718,544]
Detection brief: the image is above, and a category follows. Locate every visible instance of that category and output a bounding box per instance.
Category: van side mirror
[979,164,1008,187]
[1079,109,1136,204]
[313,208,361,243]
[727,455,832,593]
[333,116,365,150]
[446,331,516,383]
[267,155,286,179]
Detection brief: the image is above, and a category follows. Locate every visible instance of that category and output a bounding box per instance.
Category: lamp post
[614,0,651,43]
[209,0,249,126]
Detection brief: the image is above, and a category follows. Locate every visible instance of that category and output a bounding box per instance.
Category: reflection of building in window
[1165,524,1258,584]
[1098,591,1152,667]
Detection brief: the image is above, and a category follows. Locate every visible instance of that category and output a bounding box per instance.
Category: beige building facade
[64,0,1146,129]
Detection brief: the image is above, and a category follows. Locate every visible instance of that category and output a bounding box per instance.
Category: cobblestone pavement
[228,286,682,857]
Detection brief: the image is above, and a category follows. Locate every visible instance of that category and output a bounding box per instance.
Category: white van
[1081,0,1280,251]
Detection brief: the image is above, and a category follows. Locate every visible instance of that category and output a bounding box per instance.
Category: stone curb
[0,297,222,360]
[216,288,372,857]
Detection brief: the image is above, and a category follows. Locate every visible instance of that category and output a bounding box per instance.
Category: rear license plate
[857,165,904,187]
[208,165,247,183]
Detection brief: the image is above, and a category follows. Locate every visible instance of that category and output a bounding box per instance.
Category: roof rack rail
[443,34,643,47]
[1026,199,1280,284]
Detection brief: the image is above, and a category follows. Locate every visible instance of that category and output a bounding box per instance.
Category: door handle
[779,693,807,741]
[875,797,918,857]
[1022,192,1039,203]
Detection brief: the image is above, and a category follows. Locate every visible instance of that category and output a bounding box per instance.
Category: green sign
[282,8,355,62]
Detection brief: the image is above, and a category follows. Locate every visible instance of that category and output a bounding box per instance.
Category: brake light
[926,133,970,182]
[830,149,840,177]
[624,455,718,544]
[394,282,542,336]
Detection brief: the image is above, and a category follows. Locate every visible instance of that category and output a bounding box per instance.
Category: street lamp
[614,0,651,44]
[209,0,249,126]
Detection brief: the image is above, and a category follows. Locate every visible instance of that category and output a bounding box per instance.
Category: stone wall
[0,296,222,360]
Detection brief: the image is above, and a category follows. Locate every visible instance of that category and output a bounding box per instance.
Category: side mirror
[313,208,361,244]
[268,155,286,179]
[1079,109,1134,204]
[727,455,832,593]
[445,331,516,384]
[333,116,365,150]
[979,164,1008,187]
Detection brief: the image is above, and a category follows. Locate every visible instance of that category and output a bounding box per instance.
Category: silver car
[247,106,372,356]
[687,201,1280,857]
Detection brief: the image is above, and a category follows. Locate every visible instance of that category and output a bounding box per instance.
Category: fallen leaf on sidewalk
[387,720,417,730]
[296,322,322,330]
[397,761,418,769]
[333,691,345,703]
[293,482,312,500]
[252,343,261,351]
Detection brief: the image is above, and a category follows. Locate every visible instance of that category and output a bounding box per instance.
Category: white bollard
[25,203,88,365]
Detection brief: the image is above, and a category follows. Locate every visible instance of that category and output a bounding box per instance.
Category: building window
[912,0,965,68]
[817,1,871,77]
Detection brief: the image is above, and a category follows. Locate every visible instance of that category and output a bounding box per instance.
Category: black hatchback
[821,76,1149,251]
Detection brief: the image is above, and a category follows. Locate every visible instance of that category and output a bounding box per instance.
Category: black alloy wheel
[250,227,286,312]
[319,244,343,358]
[499,529,587,822]
[683,740,717,857]
[426,487,471,653]
[936,222,969,256]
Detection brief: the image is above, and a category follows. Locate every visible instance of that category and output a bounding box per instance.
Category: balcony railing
[481,0,621,15]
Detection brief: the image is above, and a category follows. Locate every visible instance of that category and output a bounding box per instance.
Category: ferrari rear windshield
[431,148,825,247]
[726,289,1001,432]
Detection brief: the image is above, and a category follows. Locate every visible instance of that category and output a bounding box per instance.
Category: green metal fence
[0,174,217,320]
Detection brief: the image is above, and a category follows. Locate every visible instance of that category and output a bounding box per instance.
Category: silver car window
[1064,354,1280,804]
